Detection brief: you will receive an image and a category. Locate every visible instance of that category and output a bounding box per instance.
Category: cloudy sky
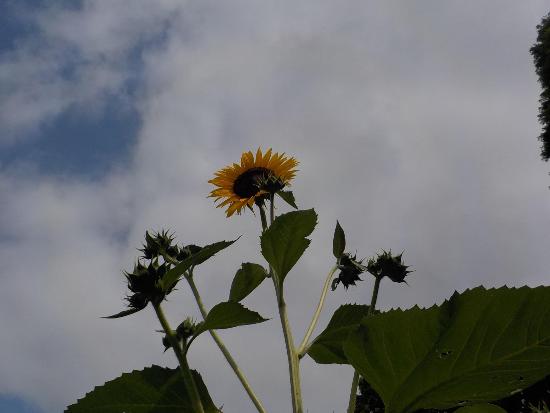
[1,1,549,412]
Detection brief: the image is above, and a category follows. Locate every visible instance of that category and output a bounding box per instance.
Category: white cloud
[1,1,550,412]
[0,0,183,142]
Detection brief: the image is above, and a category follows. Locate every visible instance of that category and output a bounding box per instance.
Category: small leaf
[455,404,507,413]
[261,209,317,288]
[229,263,268,302]
[277,190,298,209]
[161,239,237,291]
[194,302,268,337]
[307,304,369,364]
[343,286,550,413]
[65,365,220,412]
[102,307,144,319]
[332,220,346,259]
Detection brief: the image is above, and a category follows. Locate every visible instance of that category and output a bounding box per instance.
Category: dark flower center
[233,167,270,198]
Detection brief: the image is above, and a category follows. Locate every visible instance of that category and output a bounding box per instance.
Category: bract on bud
[367,250,412,283]
[162,334,172,352]
[332,253,367,290]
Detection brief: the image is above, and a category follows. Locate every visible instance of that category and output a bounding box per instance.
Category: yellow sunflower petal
[255,148,263,165]
[261,148,273,167]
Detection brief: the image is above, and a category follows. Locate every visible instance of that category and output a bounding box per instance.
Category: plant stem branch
[153,303,205,413]
[346,276,382,413]
[297,265,338,358]
[186,273,267,413]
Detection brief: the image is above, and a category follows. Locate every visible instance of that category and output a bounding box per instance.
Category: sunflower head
[209,148,298,217]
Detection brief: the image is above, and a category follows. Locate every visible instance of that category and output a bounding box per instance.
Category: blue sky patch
[0,395,44,413]
[0,102,140,179]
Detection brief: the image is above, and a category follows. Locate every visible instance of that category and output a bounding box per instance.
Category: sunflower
[209,148,298,217]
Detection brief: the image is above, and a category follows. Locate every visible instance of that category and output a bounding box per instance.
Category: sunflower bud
[176,317,198,340]
[162,318,198,352]
[367,250,412,283]
[140,230,176,260]
[124,258,170,308]
[332,253,367,290]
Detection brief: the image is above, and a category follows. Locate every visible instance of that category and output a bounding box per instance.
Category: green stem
[186,273,267,413]
[153,303,205,413]
[276,288,302,413]
[347,371,361,413]
[259,203,268,232]
[265,194,303,413]
[346,276,382,413]
[297,265,338,358]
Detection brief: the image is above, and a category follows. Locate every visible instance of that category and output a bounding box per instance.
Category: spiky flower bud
[367,250,412,283]
[161,318,198,352]
[124,258,171,309]
[332,253,367,290]
[140,230,176,260]
[176,317,198,340]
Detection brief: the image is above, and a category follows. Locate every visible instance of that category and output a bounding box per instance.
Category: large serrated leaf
[260,209,317,288]
[229,263,268,302]
[344,286,550,413]
[161,239,236,291]
[194,301,268,337]
[307,304,369,364]
[65,365,220,412]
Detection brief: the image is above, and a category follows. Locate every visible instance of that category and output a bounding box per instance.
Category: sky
[1,1,549,412]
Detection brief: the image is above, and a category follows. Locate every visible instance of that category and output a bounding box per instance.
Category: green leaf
[344,286,550,413]
[260,209,317,288]
[277,190,298,209]
[229,263,268,302]
[102,307,144,319]
[65,365,220,412]
[455,404,507,413]
[307,304,369,364]
[161,239,237,291]
[332,220,346,259]
[194,302,268,337]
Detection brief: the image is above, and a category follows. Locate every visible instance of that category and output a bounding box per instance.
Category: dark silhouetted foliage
[531,12,550,161]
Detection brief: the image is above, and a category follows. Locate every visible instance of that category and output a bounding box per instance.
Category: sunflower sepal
[277,190,298,209]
